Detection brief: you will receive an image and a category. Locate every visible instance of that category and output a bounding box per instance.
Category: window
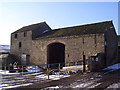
[19,42,22,48]
[68,54,69,57]
[24,32,27,37]
[15,33,17,39]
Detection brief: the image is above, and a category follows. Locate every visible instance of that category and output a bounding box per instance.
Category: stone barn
[10,21,118,70]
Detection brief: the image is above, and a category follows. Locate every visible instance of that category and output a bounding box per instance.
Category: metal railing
[0,61,84,89]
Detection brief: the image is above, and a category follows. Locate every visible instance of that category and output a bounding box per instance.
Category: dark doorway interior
[47,42,65,68]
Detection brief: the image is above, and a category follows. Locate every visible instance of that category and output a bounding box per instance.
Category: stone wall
[11,31,105,65]
[30,34,105,65]
[105,27,118,66]
[10,31,32,60]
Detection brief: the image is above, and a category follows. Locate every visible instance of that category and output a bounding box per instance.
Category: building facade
[10,21,118,70]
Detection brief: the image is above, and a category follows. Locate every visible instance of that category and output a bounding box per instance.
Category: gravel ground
[0,72,47,89]
[1,64,120,89]
[9,69,120,89]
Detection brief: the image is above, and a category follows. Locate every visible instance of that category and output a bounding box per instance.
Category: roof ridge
[22,21,46,28]
[37,20,114,38]
[12,21,46,33]
[53,20,112,30]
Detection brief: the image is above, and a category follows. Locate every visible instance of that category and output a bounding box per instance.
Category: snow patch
[0,70,20,75]
[0,65,43,75]
[88,83,101,88]
[1,83,33,89]
[103,63,120,70]
[36,74,70,80]
[45,86,60,89]
[71,78,101,88]
[63,65,83,70]
[106,82,120,89]
[74,82,93,88]
[26,66,43,73]
[72,81,101,88]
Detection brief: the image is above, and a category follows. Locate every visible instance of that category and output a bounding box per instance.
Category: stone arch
[47,42,65,68]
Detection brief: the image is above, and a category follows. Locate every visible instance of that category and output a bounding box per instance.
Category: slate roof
[36,20,113,38]
[12,20,114,39]
[12,21,48,34]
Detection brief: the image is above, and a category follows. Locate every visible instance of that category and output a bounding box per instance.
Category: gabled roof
[12,21,48,34]
[36,20,114,38]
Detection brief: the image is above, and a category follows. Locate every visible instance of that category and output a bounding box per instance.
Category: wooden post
[47,64,49,79]
[5,64,6,74]
[59,63,60,78]
[83,55,86,72]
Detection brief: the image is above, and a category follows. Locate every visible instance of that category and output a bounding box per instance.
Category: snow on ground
[0,83,33,89]
[0,66,70,89]
[26,66,43,73]
[103,63,120,70]
[106,82,120,89]
[0,70,20,75]
[70,78,101,88]
[44,78,101,89]
[0,70,40,75]
[102,63,120,74]
[63,65,83,71]
[36,74,70,80]
[63,65,83,69]
[0,67,43,89]
[44,86,60,89]
[69,63,120,88]
[0,66,43,75]
[1,63,119,89]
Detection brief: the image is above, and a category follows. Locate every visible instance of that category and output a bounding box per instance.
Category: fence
[0,61,84,89]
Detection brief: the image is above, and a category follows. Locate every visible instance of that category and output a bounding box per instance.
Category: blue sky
[0,2,118,45]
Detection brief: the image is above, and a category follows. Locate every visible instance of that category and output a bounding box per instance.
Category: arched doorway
[47,42,65,68]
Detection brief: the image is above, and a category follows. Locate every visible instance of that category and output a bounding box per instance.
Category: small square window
[24,32,27,37]
[15,33,17,39]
